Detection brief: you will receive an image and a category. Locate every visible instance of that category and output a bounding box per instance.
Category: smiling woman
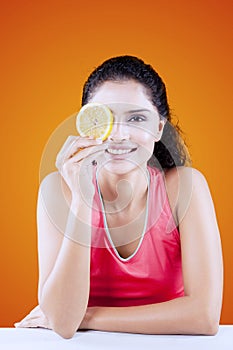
[15,56,223,339]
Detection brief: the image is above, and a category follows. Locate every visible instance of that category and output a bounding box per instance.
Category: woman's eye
[128,115,146,122]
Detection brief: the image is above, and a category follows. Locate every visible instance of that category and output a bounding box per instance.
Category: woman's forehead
[89,80,156,111]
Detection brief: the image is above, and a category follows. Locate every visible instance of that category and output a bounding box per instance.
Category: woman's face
[89,80,165,174]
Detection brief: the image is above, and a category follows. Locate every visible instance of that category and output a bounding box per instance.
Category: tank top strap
[147,166,178,236]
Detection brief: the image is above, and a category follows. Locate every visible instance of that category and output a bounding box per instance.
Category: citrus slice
[76,103,113,140]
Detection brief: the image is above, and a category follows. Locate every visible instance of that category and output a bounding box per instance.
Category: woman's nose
[108,121,129,142]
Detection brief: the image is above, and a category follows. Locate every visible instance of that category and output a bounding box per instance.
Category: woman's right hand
[55,135,105,205]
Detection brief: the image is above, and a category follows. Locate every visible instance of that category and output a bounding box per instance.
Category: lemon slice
[76,103,113,140]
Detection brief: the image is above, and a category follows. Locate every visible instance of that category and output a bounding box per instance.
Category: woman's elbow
[44,310,82,339]
[199,310,220,336]
[188,298,220,335]
[52,323,78,339]
[55,329,76,339]
[202,318,219,336]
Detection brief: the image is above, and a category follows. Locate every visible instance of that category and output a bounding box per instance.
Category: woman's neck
[96,166,149,214]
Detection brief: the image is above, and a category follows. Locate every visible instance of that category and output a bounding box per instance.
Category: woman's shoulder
[39,171,72,205]
[164,165,208,187]
[40,171,69,189]
[40,171,63,185]
[163,166,209,225]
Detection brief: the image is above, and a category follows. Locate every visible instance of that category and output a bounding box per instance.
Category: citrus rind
[76,103,113,140]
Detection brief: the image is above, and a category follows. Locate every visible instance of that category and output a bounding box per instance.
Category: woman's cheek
[134,129,155,151]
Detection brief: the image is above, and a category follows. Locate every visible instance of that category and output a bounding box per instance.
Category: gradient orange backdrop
[1,0,232,326]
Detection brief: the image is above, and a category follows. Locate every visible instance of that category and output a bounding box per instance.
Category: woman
[15,55,223,338]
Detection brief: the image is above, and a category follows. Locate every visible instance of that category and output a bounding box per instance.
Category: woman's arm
[79,167,223,335]
[37,172,92,339]
[37,136,104,338]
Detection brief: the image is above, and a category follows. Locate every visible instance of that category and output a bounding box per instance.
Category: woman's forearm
[81,296,219,335]
[40,200,92,338]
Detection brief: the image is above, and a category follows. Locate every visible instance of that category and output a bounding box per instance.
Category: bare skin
[37,80,223,338]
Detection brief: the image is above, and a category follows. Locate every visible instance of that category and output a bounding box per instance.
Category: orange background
[1,0,232,326]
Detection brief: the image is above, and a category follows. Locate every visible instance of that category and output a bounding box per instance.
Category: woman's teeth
[107,148,133,155]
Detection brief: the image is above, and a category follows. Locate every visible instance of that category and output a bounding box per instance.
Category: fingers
[55,135,77,169]
[67,142,107,165]
[68,137,103,159]
[55,135,105,171]
[56,135,77,158]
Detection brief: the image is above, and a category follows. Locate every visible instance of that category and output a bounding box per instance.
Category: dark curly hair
[81,55,191,170]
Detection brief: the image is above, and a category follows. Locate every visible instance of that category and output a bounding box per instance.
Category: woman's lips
[106,147,137,155]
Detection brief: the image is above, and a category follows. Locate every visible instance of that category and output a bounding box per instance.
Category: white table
[0,326,232,350]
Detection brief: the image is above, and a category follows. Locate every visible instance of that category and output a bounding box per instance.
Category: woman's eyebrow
[125,108,151,113]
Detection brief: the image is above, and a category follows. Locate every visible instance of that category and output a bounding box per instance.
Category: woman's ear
[154,119,166,141]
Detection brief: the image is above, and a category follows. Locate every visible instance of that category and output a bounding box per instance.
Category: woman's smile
[105,141,138,158]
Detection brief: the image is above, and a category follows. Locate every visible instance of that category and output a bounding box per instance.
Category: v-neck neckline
[96,168,151,262]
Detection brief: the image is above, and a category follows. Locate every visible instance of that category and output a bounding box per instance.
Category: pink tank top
[88,166,184,307]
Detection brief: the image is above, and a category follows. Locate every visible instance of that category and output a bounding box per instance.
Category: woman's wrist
[63,196,93,245]
[70,193,94,213]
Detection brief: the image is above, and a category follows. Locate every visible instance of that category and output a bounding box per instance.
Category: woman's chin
[99,158,147,175]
